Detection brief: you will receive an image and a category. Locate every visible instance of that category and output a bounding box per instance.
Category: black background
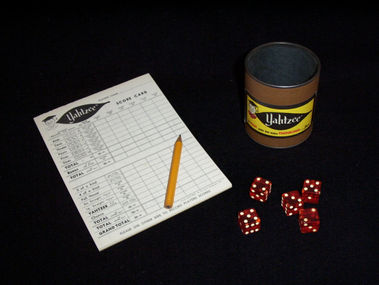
[4,9,378,284]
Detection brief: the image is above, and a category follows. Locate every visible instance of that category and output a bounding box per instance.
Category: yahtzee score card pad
[34,74,232,251]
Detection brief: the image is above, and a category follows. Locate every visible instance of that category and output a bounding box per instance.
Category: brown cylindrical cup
[244,42,320,148]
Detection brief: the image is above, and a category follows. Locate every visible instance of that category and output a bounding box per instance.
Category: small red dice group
[239,177,323,235]
[281,178,322,234]
[238,177,271,235]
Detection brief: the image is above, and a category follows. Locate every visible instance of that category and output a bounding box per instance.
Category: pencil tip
[178,134,182,141]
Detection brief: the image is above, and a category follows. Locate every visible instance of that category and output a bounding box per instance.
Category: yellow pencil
[164,135,183,209]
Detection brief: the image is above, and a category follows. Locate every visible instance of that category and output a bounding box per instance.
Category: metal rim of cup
[245,42,321,89]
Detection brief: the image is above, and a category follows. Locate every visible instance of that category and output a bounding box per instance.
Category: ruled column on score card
[190,142,214,189]
[107,113,128,161]
[93,118,116,167]
[120,163,146,221]
[119,108,140,157]
[129,104,151,150]
[140,98,164,146]
[102,114,124,161]
[180,140,202,193]
[144,153,167,206]
[132,158,163,214]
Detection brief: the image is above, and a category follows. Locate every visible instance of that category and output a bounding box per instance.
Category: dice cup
[244,42,320,148]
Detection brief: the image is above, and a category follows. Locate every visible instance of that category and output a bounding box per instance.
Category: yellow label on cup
[246,94,314,137]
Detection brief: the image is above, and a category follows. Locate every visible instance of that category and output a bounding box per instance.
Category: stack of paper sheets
[34,74,232,251]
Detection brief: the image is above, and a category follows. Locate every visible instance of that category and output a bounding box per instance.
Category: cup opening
[246,42,319,87]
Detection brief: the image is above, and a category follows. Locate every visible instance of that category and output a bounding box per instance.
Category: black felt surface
[4,9,378,284]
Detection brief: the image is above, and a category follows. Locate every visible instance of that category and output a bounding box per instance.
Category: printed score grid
[34,74,232,251]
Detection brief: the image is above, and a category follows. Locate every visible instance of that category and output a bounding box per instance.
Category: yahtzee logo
[256,112,310,130]
[57,102,110,124]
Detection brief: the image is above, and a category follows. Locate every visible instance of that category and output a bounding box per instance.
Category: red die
[301,179,322,204]
[249,177,272,202]
[299,208,320,233]
[281,191,303,216]
[238,208,261,235]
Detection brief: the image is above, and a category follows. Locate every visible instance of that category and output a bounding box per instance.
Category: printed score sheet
[34,74,232,251]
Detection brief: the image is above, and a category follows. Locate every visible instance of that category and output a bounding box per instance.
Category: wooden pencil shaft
[164,135,182,209]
